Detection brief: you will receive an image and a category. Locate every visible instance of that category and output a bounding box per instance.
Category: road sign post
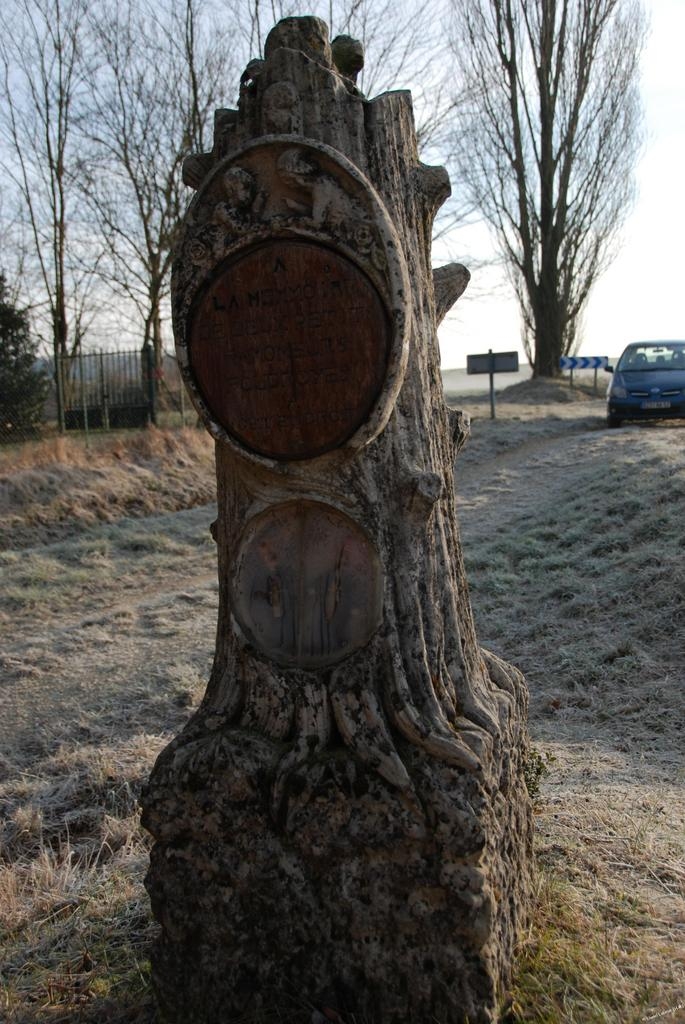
[466,349,519,418]
[559,356,608,393]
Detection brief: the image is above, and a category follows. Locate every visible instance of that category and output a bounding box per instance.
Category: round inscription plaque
[188,240,391,460]
[232,501,383,668]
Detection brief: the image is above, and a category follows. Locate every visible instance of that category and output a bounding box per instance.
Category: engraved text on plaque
[188,240,391,459]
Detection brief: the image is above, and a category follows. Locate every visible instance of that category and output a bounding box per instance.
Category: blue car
[606,341,685,428]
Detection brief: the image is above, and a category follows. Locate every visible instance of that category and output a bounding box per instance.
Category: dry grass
[0,424,211,473]
[0,738,159,1023]
[0,718,206,1023]
[1,409,683,1023]
[1,427,215,1021]
[0,426,214,551]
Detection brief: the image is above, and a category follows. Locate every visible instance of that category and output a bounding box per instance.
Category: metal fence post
[79,350,90,447]
[56,354,66,434]
[99,351,110,430]
[142,342,157,426]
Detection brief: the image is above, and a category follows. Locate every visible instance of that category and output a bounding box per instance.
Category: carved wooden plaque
[188,240,390,459]
[232,500,383,668]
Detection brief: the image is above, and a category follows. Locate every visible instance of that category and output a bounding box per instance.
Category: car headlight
[610,385,627,398]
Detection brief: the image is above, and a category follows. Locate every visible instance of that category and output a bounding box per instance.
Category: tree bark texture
[141,17,533,1024]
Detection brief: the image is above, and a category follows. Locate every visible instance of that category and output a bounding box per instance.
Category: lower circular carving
[231,501,383,668]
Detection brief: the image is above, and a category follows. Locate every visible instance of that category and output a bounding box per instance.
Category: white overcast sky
[437,0,685,369]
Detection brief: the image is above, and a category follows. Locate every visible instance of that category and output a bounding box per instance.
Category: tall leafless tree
[449,0,647,376]
[0,0,96,384]
[0,193,30,309]
[80,0,232,370]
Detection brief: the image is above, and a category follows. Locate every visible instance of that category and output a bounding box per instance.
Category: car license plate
[641,400,671,409]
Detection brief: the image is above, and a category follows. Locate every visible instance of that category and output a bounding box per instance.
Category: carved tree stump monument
[142,16,533,1024]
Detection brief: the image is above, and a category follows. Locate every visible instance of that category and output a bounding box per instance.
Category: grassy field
[0,387,683,1023]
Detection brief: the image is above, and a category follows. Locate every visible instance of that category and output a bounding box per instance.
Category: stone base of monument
[142,654,531,1024]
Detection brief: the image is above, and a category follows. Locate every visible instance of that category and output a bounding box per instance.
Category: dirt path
[458,425,610,534]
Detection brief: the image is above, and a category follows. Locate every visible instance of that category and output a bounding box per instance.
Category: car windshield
[617,343,685,372]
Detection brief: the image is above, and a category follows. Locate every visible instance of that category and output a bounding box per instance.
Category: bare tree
[449,0,647,376]
[0,0,95,383]
[80,0,232,370]
[0,194,30,310]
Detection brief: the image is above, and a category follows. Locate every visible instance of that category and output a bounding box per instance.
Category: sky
[436,0,685,369]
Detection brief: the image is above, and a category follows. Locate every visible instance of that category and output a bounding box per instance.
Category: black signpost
[466,349,519,418]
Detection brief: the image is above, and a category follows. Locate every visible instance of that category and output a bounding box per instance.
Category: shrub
[0,274,49,441]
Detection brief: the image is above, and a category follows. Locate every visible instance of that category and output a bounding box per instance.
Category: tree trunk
[142,17,533,1024]
[532,284,564,378]
[152,304,164,373]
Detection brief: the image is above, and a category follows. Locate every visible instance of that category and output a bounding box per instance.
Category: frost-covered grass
[1,431,217,1020]
[453,402,685,1022]
[0,740,161,1022]
[0,656,208,1023]
[0,411,683,1023]
[460,422,684,745]
[0,508,215,622]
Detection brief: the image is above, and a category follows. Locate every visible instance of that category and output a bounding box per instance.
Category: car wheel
[607,415,622,429]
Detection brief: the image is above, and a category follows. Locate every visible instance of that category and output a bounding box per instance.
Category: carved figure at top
[240,58,265,94]
[182,17,372,192]
[261,80,302,134]
[263,15,332,65]
[212,167,259,228]
[331,34,365,83]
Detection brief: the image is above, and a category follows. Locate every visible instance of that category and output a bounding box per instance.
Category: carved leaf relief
[185,143,387,273]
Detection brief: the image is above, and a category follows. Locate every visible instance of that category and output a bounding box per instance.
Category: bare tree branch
[0,0,95,376]
[78,0,234,368]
